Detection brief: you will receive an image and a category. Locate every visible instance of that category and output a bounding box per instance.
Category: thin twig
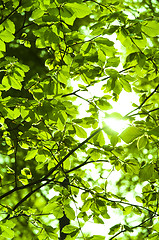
[125,83,159,117]
[127,107,159,117]
[109,215,156,240]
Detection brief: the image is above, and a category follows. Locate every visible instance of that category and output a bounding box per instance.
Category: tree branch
[4,180,50,220]
[41,127,104,181]
[66,158,109,174]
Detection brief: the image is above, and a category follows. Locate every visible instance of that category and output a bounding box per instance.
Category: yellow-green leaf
[0,39,5,51]
[74,125,87,138]
[137,135,147,149]
[64,205,75,220]
[31,9,45,20]
[120,126,143,144]
[142,21,159,37]
[66,3,91,18]
[0,30,14,42]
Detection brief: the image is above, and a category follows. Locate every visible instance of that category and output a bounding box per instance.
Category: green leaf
[57,111,67,131]
[124,225,133,232]
[81,191,89,201]
[123,206,133,215]
[21,168,32,179]
[0,220,15,239]
[109,224,121,235]
[44,30,59,45]
[105,68,118,77]
[7,108,21,120]
[96,98,113,110]
[31,9,45,20]
[44,225,58,239]
[120,126,143,144]
[148,127,159,137]
[66,3,91,18]
[2,75,22,90]
[139,164,154,181]
[74,124,87,138]
[110,135,119,146]
[3,19,15,33]
[87,148,100,161]
[119,77,132,92]
[90,235,105,240]
[122,158,140,175]
[1,225,14,238]
[25,149,38,160]
[92,131,105,146]
[142,21,159,37]
[20,106,29,119]
[35,154,46,162]
[58,65,70,84]
[137,135,147,149]
[64,205,75,220]
[95,37,114,46]
[81,199,92,212]
[0,40,6,51]
[0,30,15,42]
[106,57,120,67]
[153,223,159,232]
[93,215,104,224]
[61,7,75,26]
[10,76,22,90]
[43,202,64,219]
[62,225,79,234]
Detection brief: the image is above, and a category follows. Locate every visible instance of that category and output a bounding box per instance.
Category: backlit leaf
[120,126,143,144]
[0,30,14,42]
[142,21,159,37]
[148,127,159,137]
[64,205,75,220]
[62,225,79,234]
[31,9,45,20]
[139,164,154,181]
[66,3,91,18]
[25,149,38,160]
[0,40,5,51]
[137,135,147,149]
[74,124,87,138]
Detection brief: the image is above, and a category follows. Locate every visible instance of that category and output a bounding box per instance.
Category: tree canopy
[0,0,159,239]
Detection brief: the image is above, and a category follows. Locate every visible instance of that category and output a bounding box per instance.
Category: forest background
[0,0,159,239]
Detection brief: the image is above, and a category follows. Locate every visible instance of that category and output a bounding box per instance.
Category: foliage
[0,0,159,239]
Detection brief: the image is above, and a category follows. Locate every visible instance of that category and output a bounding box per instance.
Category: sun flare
[104,117,129,133]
